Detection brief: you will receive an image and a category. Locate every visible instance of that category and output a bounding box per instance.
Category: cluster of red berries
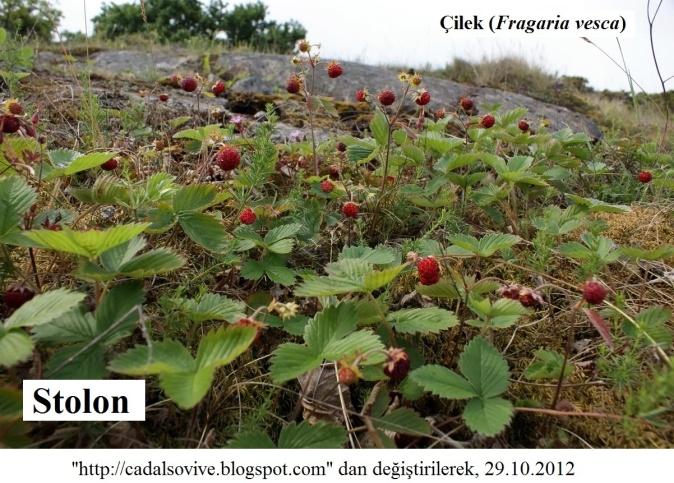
[216,146,241,171]
[416,256,440,285]
[355,89,367,102]
[498,284,544,309]
[518,119,529,132]
[239,207,256,225]
[582,280,607,305]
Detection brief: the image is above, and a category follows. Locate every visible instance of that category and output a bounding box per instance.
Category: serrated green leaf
[387,307,458,334]
[410,365,477,399]
[195,325,256,369]
[525,349,571,381]
[375,407,431,435]
[178,212,227,252]
[94,281,144,344]
[173,184,218,212]
[322,330,386,364]
[0,176,36,242]
[118,248,185,277]
[227,431,276,448]
[44,343,106,379]
[278,421,347,449]
[270,343,323,383]
[174,293,245,323]
[4,288,85,329]
[21,223,150,259]
[624,306,672,348]
[0,386,22,420]
[294,276,363,297]
[0,330,33,367]
[370,111,389,146]
[45,151,117,179]
[339,245,397,265]
[108,340,196,375]
[159,367,215,409]
[362,264,405,291]
[264,223,302,244]
[458,336,510,399]
[462,397,513,436]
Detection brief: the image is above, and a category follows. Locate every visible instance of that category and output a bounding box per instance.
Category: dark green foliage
[0,0,62,41]
[92,0,306,52]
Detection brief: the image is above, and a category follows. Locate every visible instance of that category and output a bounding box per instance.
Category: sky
[52,0,674,93]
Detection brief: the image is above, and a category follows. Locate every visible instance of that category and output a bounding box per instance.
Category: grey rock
[91,50,196,77]
[216,52,601,139]
[80,49,600,138]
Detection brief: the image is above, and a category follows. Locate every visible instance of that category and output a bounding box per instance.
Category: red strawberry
[327,62,343,78]
[638,171,653,183]
[239,207,256,225]
[417,256,440,285]
[355,89,367,102]
[415,90,431,106]
[341,201,359,219]
[320,179,334,193]
[3,286,35,309]
[159,93,169,102]
[582,280,607,305]
[101,158,119,171]
[7,101,23,115]
[216,146,241,170]
[212,80,226,97]
[518,119,529,132]
[481,114,495,128]
[383,347,410,382]
[1,115,20,133]
[181,76,198,92]
[460,97,474,111]
[378,89,396,106]
[338,366,358,385]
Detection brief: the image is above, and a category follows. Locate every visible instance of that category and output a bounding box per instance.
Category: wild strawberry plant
[0,34,673,449]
